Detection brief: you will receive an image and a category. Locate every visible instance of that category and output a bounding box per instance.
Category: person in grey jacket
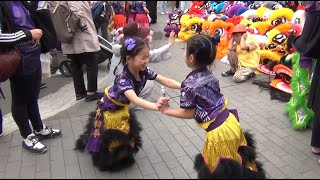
[59,1,103,102]
[108,22,176,110]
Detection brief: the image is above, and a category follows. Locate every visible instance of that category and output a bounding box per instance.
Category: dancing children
[157,34,266,179]
[75,36,181,171]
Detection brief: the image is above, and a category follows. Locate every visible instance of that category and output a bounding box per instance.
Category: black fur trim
[74,111,96,151]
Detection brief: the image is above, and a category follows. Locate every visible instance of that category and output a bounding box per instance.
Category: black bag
[21,1,58,53]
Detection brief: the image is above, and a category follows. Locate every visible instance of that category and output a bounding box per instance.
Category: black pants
[10,68,43,138]
[68,52,99,96]
[146,1,157,23]
[311,109,320,147]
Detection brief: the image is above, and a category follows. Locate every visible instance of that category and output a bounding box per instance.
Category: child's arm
[124,89,160,111]
[162,108,195,119]
[155,75,181,90]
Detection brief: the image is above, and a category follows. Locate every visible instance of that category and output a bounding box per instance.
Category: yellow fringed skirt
[201,112,247,172]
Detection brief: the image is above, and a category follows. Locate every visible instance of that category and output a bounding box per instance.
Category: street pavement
[0,11,320,179]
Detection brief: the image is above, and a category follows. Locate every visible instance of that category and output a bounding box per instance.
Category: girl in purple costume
[75,36,180,171]
[157,34,266,179]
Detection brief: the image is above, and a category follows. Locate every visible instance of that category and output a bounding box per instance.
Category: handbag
[49,1,80,44]
[0,47,23,82]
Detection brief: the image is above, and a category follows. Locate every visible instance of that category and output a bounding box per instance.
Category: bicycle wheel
[59,60,72,77]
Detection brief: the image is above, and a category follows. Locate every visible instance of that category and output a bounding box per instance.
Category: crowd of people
[0,1,319,179]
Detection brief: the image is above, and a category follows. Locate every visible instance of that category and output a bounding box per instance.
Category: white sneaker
[22,133,48,154]
[160,12,165,15]
[0,132,3,138]
[34,125,62,140]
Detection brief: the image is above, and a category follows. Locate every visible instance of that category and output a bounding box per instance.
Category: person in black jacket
[146,1,157,24]
[0,1,61,154]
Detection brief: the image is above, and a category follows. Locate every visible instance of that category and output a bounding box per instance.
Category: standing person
[146,1,157,24]
[60,1,103,102]
[159,1,168,15]
[112,1,126,29]
[75,36,181,171]
[93,1,113,41]
[0,1,62,153]
[291,1,320,156]
[132,1,150,28]
[157,34,265,178]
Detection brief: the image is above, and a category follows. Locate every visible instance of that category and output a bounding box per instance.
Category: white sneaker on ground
[34,125,62,140]
[22,133,48,154]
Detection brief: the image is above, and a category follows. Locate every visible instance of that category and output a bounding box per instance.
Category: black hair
[186,34,220,68]
[113,36,148,75]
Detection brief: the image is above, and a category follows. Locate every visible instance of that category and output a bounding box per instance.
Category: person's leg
[311,109,320,153]
[10,75,35,139]
[159,1,164,13]
[222,50,238,76]
[100,22,109,41]
[83,52,103,102]
[10,73,48,153]
[0,108,3,137]
[27,68,44,132]
[69,54,87,100]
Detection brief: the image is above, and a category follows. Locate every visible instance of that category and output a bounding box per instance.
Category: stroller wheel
[59,60,72,77]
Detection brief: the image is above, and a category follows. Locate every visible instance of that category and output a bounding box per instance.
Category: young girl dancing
[75,36,181,171]
[157,34,266,179]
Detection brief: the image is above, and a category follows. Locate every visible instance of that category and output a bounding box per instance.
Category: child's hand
[168,31,176,47]
[156,97,170,112]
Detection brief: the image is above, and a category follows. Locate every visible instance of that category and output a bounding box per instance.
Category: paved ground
[1,10,320,179]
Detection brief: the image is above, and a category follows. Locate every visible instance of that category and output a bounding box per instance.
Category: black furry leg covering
[91,110,142,172]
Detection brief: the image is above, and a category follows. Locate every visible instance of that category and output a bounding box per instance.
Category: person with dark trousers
[59,1,104,102]
[0,1,62,153]
[291,1,320,156]
[146,1,157,24]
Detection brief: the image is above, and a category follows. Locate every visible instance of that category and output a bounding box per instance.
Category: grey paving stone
[167,141,187,158]
[136,157,156,176]
[152,138,170,154]
[66,165,81,179]
[77,153,96,179]
[250,122,271,134]
[135,148,147,159]
[189,172,198,179]
[260,150,287,168]
[179,126,198,139]
[281,144,309,162]
[19,164,35,179]
[141,133,155,149]
[183,145,200,160]
[158,130,177,144]
[35,152,50,172]
[0,156,8,173]
[174,133,193,147]
[144,127,161,140]
[152,161,174,179]
[263,141,289,157]
[143,173,159,179]
[177,155,196,174]
[188,136,204,152]
[281,154,314,174]
[0,171,4,178]
[264,132,288,147]
[125,163,143,179]
[50,159,66,179]
[5,161,21,179]
[63,150,79,166]
[263,161,288,179]
[266,125,289,138]
[35,170,51,179]
[160,151,181,169]
[170,166,190,179]
[143,146,163,164]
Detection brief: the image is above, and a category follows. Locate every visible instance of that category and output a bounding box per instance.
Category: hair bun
[212,35,220,45]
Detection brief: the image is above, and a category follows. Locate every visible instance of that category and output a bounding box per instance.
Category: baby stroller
[50,35,113,77]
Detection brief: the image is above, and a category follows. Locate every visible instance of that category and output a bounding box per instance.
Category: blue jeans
[159,1,167,13]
